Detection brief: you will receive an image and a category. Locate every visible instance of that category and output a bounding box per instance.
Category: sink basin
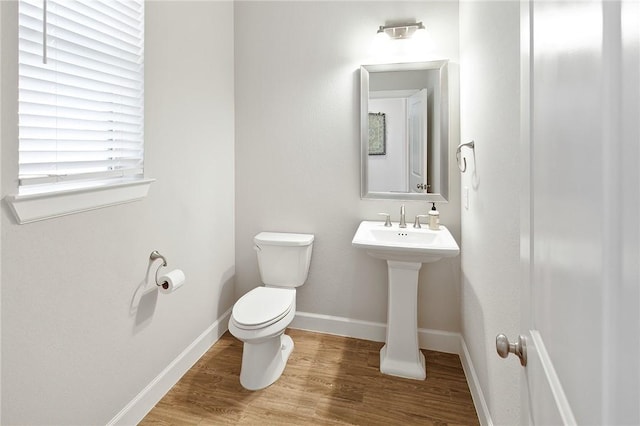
[351,220,459,263]
[352,219,460,380]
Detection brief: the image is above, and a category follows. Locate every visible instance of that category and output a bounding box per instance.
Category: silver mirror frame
[360,60,449,202]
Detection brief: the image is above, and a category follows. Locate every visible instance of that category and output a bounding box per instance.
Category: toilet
[228,231,314,390]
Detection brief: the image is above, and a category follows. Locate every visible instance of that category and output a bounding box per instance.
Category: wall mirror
[360,60,449,202]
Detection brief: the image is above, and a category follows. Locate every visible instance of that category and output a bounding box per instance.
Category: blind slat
[19,27,142,73]
[20,152,144,164]
[20,158,143,176]
[20,140,143,151]
[20,63,142,97]
[55,1,142,40]
[19,103,142,126]
[19,76,143,107]
[19,169,143,188]
[20,38,142,81]
[19,88,143,114]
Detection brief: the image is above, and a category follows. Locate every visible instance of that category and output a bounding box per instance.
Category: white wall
[459,2,521,425]
[234,2,460,333]
[0,1,235,424]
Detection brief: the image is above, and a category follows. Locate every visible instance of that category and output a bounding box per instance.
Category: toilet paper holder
[150,250,169,288]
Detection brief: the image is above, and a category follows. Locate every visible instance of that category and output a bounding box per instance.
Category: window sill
[5,178,155,224]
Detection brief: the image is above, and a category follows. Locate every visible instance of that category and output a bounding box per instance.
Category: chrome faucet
[399,204,407,228]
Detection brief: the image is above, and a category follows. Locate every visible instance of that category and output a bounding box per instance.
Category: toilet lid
[232,287,295,329]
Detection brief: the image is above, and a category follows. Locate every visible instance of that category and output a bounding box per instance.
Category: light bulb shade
[377,22,426,40]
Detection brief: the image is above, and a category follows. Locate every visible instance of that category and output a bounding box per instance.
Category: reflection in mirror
[361,60,449,202]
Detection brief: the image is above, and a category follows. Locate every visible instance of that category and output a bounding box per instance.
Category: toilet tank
[254,232,314,287]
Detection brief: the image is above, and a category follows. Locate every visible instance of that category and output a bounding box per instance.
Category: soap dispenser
[428,202,440,230]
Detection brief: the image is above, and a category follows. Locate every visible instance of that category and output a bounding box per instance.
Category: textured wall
[459,2,521,424]
[0,2,235,424]
[234,1,461,331]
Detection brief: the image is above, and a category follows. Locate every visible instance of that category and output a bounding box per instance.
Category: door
[516,1,640,424]
[408,89,428,193]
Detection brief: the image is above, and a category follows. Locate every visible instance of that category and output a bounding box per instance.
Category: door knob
[496,334,527,366]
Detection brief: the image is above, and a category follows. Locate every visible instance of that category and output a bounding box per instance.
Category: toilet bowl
[229,232,314,390]
[228,287,296,390]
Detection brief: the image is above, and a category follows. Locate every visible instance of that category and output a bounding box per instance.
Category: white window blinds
[18,0,144,195]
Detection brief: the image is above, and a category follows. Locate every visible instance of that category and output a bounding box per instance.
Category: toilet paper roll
[158,269,185,294]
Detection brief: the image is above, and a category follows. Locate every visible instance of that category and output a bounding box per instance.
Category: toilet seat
[232,287,295,330]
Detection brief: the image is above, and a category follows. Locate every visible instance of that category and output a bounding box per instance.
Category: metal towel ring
[456,140,475,173]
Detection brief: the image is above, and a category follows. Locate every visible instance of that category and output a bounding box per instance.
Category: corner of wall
[107,309,232,426]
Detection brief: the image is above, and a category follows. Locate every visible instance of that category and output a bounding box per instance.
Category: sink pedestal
[380,260,425,380]
[352,221,460,380]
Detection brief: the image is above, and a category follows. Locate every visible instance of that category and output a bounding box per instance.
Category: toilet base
[239,334,294,390]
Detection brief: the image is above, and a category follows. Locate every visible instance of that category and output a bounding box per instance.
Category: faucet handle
[378,213,392,227]
[413,214,429,229]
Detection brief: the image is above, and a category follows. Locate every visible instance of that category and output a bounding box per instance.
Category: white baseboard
[291,310,492,425]
[107,308,232,426]
[459,337,494,426]
[290,311,387,344]
[290,311,460,354]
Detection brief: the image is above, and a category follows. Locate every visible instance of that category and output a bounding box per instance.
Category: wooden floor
[141,329,479,425]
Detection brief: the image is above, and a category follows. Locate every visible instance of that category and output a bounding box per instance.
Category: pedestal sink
[352,220,460,380]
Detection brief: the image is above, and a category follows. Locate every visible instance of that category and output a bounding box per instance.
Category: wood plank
[140,329,480,425]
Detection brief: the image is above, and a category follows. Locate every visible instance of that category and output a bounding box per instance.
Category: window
[8,0,152,223]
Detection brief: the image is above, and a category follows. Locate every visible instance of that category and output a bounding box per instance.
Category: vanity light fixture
[377,22,426,40]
